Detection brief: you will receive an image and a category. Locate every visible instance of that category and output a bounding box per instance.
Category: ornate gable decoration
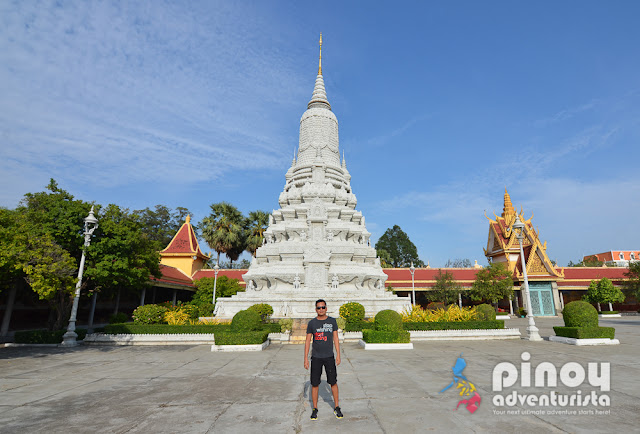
[485,189,563,279]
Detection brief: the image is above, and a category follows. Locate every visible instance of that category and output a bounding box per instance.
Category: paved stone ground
[0,317,638,433]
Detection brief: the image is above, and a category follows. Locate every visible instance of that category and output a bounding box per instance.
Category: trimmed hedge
[214,331,270,345]
[599,311,619,315]
[15,329,87,344]
[262,323,281,333]
[553,326,615,340]
[231,310,262,331]
[344,320,373,332]
[362,329,410,343]
[402,320,505,331]
[496,312,510,316]
[374,310,403,332]
[247,304,274,322]
[562,301,598,327]
[103,324,230,334]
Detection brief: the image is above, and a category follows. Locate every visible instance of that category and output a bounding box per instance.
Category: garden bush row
[15,329,87,344]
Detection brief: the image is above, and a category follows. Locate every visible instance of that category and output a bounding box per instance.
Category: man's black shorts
[310,356,337,387]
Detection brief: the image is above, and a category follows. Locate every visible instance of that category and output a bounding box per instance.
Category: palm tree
[200,202,245,266]
[245,210,269,257]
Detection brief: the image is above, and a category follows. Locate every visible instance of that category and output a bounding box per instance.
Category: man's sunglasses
[316,306,327,310]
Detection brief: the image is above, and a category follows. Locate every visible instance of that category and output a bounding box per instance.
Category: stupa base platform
[213,294,411,319]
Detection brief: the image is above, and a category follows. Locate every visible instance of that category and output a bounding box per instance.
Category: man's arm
[304,333,312,369]
[333,330,341,365]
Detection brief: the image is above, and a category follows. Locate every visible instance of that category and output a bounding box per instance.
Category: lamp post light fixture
[512,214,543,341]
[62,206,99,347]
[212,262,220,314]
[409,262,416,306]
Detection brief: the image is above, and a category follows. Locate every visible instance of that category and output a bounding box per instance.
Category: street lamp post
[409,262,416,306]
[212,262,220,315]
[512,215,542,341]
[62,206,99,347]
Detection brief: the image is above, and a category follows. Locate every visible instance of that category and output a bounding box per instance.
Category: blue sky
[1,1,639,267]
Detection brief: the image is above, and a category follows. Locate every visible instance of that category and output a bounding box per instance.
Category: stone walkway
[0,317,638,433]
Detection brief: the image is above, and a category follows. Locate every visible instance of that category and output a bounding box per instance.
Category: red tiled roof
[384,268,480,288]
[556,267,628,287]
[152,264,196,288]
[161,222,207,258]
[192,269,248,285]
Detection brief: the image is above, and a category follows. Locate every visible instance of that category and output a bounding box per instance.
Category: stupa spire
[318,33,322,75]
[308,33,331,110]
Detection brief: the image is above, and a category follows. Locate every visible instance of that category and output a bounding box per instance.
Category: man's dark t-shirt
[307,316,338,358]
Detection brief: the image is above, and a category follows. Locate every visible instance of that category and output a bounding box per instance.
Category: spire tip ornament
[318,32,323,75]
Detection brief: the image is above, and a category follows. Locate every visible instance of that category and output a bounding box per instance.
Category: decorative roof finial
[502,187,515,218]
[186,215,191,224]
[318,33,323,75]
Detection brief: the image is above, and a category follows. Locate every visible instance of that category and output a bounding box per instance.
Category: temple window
[631,253,636,260]
[619,253,625,260]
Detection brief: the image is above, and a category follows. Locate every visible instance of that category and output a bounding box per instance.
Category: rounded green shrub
[475,304,496,321]
[336,317,346,330]
[180,304,200,320]
[132,304,168,325]
[247,303,274,322]
[374,310,403,332]
[339,302,365,323]
[231,309,262,331]
[562,301,598,327]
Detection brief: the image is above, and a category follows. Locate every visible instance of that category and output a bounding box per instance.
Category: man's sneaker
[334,406,343,419]
[310,408,318,420]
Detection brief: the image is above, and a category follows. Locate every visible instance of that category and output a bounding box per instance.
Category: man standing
[304,299,343,420]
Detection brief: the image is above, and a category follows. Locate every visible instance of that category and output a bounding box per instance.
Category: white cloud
[0,1,309,206]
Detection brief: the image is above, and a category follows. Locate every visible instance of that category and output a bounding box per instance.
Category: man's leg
[331,383,339,408]
[310,358,321,410]
[312,385,319,408]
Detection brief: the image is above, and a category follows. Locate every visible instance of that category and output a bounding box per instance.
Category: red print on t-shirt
[315,332,327,342]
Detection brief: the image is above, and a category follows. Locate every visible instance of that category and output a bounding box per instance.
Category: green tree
[623,261,640,300]
[428,269,463,305]
[19,179,92,259]
[444,258,472,268]
[583,277,625,312]
[567,255,604,267]
[376,248,393,268]
[200,202,245,265]
[244,210,269,257]
[0,209,77,330]
[471,262,514,311]
[191,276,245,306]
[374,225,424,268]
[83,204,162,304]
[135,205,192,250]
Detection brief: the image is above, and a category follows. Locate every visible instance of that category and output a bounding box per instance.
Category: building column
[172,290,177,307]
[509,296,514,315]
[140,288,146,306]
[1,285,17,337]
[87,292,98,332]
[113,289,121,315]
[551,281,561,315]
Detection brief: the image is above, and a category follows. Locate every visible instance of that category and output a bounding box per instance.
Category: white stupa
[214,35,411,318]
